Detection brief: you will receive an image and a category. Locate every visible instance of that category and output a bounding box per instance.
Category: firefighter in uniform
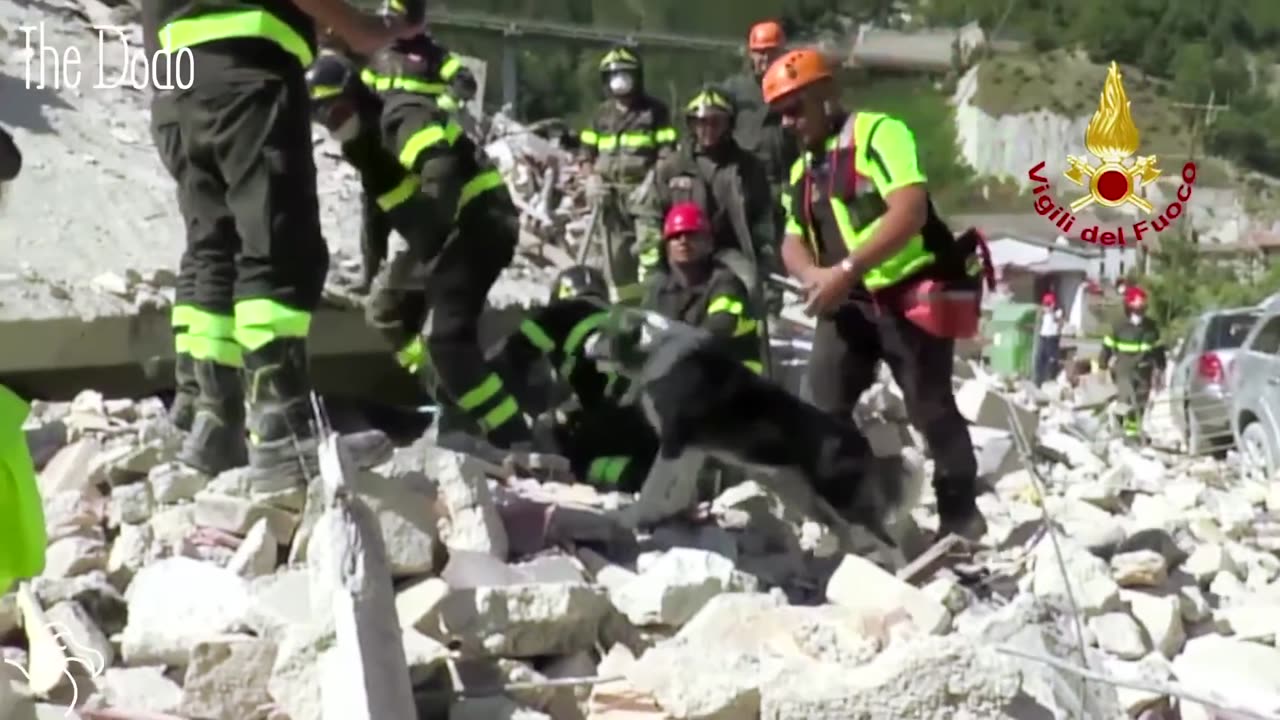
[764,49,987,540]
[645,203,763,374]
[721,20,797,238]
[150,0,407,490]
[578,47,678,303]
[485,266,657,492]
[653,86,776,298]
[1099,285,1164,441]
[144,0,217,435]
[357,35,546,455]
[354,33,477,291]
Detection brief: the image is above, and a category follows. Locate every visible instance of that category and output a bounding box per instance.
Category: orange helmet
[748,21,785,51]
[761,49,831,104]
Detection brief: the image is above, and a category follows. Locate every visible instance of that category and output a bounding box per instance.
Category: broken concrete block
[1125,591,1185,658]
[970,425,1016,479]
[120,557,253,666]
[430,448,509,558]
[30,572,128,637]
[179,634,278,720]
[1183,543,1238,586]
[94,666,183,714]
[108,481,153,527]
[1110,550,1169,588]
[244,568,312,644]
[401,628,450,685]
[226,518,278,579]
[44,600,113,671]
[194,490,300,541]
[106,522,152,588]
[826,554,951,634]
[395,576,450,634]
[438,582,613,657]
[956,379,1038,436]
[1088,612,1148,660]
[1215,603,1280,643]
[1031,538,1121,617]
[1172,635,1280,716]
[358,469,446,577]
[268,622,334,720]
[148,503,197,552]
[758,635,1022,718]
[148,461,209,504]
[611,548,751,628]
[42,537,107,579]
[43,490,106,542]
[588,644,668,719]
[1074,371,1117,408]
[38,438,102,495]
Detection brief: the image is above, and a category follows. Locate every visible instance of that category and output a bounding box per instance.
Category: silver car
[1167,307,1260,455]
[1231,307,1280,476]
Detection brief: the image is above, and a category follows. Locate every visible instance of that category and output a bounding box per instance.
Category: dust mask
[608,73,634,96]
[1128,312,1142,324]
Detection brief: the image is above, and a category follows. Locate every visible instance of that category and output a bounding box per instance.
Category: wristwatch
[838,257,858,275]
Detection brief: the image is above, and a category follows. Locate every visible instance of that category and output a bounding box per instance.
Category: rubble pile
[2,365,1280,720]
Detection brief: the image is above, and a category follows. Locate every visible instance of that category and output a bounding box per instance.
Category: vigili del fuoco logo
[1027,62,1197,246]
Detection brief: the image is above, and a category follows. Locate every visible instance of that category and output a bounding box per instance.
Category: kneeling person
[645,202,763,374]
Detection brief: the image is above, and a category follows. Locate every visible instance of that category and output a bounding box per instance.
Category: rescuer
[720,20,797,232]
[1099,285,1164,441]
[485,266,658,492]
[0,383,46,595]
[360,33,551,456]
[644,202,763,374]
[149,0,412,490]
[653,85,776,297]
[143,0,204,436]
[764,49,992,541]
[579,46,678,303]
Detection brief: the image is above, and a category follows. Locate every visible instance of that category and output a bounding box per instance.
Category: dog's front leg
[610,444,706,530]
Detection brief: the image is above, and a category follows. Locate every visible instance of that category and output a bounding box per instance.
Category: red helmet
[1041,292,1056,307]
[663,202,708,239]
[1124,285,1147,308]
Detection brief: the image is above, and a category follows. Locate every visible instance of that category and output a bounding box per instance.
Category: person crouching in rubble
[483,266,659,492]
[763,49,993,542]
[644,202,764,375]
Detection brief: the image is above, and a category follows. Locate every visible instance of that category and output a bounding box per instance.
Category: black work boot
[242,339,321,494]
[935,474,988,543]
[170,352,198,432]
[177,360,248,475]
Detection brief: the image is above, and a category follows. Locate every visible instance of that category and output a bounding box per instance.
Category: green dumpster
[985,302,1040,378]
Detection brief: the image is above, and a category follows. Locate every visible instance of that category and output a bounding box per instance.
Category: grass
[974,50,1196,163]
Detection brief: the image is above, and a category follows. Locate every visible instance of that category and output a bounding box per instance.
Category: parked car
[1231,307,1280,477]
[1166,307,1261,455]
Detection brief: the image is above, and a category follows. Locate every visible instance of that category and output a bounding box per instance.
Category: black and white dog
[585,308,922,550]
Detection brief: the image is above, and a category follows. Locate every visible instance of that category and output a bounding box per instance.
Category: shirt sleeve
[653,102,678,152]
[702,275,756,341]
[781,183,804,238]
[865,117,926,195]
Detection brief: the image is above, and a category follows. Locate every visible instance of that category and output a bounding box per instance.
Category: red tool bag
[879,228,995,340]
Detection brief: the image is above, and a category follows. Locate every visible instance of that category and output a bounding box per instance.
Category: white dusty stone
[42,537,108,579]
[39,438,102,495]
[95,666,183,715]
[194,490,300,541]
[268,622,334,720]
[1031,539,1121,617]
[611,548,752,628]
[121,557,252,666]
[148,461,210,504]
[395,577,451,634]
[1172,635,1280,717]
[1177,585,1212,624]
[226,518,278,579]
[1110,550,1168,588]
[180,634,278,720]
[1102,654,1175,716]
[44,600,113,671]
[826,553,951,634]
[759,635,1023,719]
[628,593,883,720]
[438,582,613,657]
[244,569,312,644]
[430,449,509,558]
[108,481,153,527]
[1124,591,1185,658]
[42,489,106,543]
[358,469,445,577]
[1088,612,1148,660]
[1215,603,1280,643]
[148,504,197,552]
[106,522,153,588]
